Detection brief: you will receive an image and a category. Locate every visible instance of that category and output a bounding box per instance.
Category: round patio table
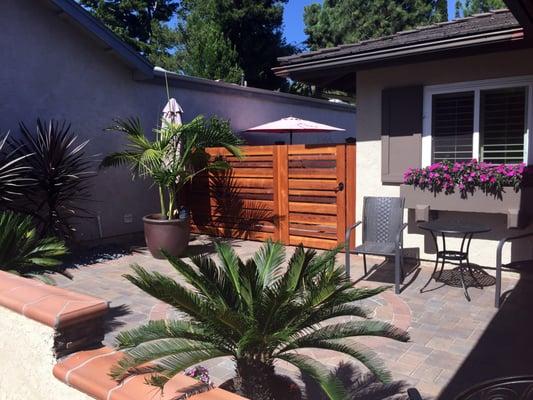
[418,221,491,301]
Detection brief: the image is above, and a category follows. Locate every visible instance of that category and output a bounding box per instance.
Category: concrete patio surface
[52,235,521,399]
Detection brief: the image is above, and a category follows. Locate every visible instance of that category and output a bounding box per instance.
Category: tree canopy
[179,11,243,84]
[78,0,180,70]
[178,0,294,90]
[304,0,449,50]
[457,0,506,17]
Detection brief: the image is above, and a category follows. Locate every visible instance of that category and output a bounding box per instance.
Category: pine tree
[180,12,243,83]
[462,0,506,16]
[304,0,448,51]
[435,0,449,22]
[179,0,294,90]
[455,0,463,18]
[78,0,180,69]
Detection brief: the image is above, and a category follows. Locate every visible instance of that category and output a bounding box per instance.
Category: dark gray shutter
[381,85,423,184]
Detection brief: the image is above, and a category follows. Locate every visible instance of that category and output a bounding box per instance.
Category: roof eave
[273,28,524,78]
[48,0,154,78]
[504,0,533,34]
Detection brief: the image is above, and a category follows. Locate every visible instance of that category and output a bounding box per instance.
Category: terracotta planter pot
[143,214,190,259]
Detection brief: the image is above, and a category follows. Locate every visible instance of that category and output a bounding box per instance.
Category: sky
[282,0,459,47]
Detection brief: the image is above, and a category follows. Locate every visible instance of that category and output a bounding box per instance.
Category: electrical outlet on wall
[123,213,133,224]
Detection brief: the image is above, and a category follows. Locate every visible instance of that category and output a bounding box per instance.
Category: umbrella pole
[290,131,293,145]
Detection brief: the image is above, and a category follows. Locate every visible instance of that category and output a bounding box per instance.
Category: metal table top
[418,221,491,235]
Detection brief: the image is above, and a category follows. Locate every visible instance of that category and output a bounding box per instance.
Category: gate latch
[336,182,345,192]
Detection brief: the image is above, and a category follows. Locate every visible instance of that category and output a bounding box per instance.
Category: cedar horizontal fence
[189,143,356,250]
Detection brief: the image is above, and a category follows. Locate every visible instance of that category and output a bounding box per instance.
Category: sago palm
[0,211,67,283]
[101,116,243,219]
[111,242,409,400]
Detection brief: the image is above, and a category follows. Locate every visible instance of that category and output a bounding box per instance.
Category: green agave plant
[111,241,409,400]
[0,211,67,284]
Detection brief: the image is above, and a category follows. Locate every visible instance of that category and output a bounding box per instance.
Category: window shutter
[432,91,474,163]
[480,87,526,164]
[381,85,423,183]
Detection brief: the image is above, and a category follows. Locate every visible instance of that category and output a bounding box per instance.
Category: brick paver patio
[52,235,520,399]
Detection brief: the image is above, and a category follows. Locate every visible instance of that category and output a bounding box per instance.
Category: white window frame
[422,75,533,166]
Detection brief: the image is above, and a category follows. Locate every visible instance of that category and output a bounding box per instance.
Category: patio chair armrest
[395,222,409,248]
[496,231,533,268]
[345,221,362,246]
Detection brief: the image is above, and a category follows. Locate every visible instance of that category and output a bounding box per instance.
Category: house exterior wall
[0,0,355,241]
[356,48,533,266]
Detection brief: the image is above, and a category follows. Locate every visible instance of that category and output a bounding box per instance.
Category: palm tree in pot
[110,242,409,400]
[101,116,242,258]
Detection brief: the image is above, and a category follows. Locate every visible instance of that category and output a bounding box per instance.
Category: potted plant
[101,116,242,258]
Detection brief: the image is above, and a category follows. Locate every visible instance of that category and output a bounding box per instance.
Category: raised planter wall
[400,184,532,229]
[0,271,245,400]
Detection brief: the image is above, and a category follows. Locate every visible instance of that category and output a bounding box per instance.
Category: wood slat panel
[289,228,337,240]
[288,235,338,250]
[191,225,275,241]
[207,145,274,157]
[288,189,337,197]
[288,179,338,190]
[289,202,337,215]
[289,213,337,226]
[336,144,347,244]
[288,145,337,155]
[288,168,337,179]
[230,168,274,178]
[190,197,274,210]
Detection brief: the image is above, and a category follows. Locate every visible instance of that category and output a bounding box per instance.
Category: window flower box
[401,160,531,228]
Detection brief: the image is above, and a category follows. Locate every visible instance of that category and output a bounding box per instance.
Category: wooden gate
[189,144,355,250]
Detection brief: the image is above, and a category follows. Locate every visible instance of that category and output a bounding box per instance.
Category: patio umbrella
[244,116,345,144]
[162,98,183,126]
[161,98,184,172]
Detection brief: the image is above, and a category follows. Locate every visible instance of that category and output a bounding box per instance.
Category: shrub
[403,160,526,198]
[0,211,67,283]
[10,119,96,240]
[111,241,409,400]
[0,132,32,207]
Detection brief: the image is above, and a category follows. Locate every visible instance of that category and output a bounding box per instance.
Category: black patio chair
[495,231,533,308]
[345,196,408,294]
[453,376,533,399]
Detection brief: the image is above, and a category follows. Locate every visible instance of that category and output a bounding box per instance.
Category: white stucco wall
[356,48,533,267]
[0,306,90,400]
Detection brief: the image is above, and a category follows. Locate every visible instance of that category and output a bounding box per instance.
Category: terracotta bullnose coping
[54,346,247,400]
[0,270,108,328]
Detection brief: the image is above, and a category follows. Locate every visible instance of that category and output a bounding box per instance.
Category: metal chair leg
[394,249,401,294]
[399,251,405,283]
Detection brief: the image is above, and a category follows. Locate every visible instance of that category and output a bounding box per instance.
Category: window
[423,77,532,166]
[432,91,474,163]
[480,87,526,164]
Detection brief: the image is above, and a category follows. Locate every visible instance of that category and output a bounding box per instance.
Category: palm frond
[277,353,347,400]
[115,320,210,349]
[124,265,245,335]
[0,211,67,279]
[290,320,410,344]
[280,339,392,383]
[253,240,285,288]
